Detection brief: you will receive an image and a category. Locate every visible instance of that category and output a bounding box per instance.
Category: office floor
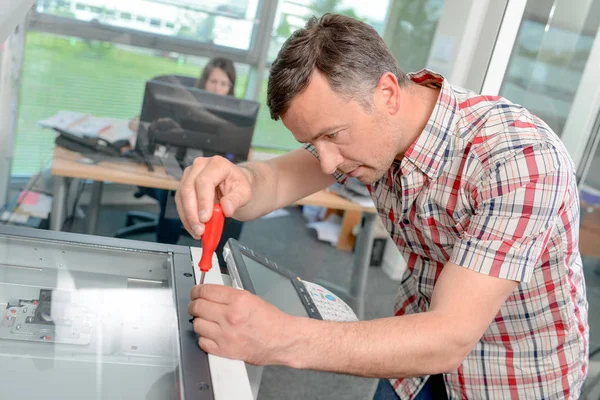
[68,204,600,399]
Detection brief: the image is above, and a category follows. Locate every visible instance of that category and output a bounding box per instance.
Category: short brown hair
[267,14,408,121]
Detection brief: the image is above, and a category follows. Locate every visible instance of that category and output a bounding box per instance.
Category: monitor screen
[138,79,259,163]
[241,254,309,318]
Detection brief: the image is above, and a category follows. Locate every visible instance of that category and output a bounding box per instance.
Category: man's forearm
[232,148,335,221]
[233,161,280,221]
[273,312,470,378]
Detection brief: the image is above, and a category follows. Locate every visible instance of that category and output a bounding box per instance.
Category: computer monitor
[137,79,260,164]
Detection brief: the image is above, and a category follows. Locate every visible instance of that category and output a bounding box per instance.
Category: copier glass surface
[0,225,243,400]
[0,226,355,400]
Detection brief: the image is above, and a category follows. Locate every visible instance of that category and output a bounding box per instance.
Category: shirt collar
[401,69,461,179]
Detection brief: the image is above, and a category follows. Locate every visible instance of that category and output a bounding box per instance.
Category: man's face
[281,72,402,184]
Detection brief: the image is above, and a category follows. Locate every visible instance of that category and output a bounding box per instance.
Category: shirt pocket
[415,207,470,251]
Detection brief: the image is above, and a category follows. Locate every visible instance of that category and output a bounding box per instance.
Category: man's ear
[377,72,401,115]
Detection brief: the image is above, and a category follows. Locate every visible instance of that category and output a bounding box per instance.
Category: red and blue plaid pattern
[305,69,588,399]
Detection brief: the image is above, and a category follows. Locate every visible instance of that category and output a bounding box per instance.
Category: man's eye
[326,132,338,139]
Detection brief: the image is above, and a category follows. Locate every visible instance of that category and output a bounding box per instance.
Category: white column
[0,0,34,207]
[426,0,512,91]
[0,1,35,46]
[560,23,600,170]
[479,0,527,95]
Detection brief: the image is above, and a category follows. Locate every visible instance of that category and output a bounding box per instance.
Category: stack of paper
[70,117,112,136]
[38,111,87,132]
[307,214,343,246]
[0,211,29,224]
[38,111,113,138]
[17,191,53,219]
[1,190,53,223]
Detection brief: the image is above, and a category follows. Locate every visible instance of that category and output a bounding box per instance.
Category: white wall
[0,1,34,207]
[0,1,35,45]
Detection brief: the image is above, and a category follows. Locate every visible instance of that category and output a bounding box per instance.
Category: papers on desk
[38,110,87,131]
[38,111,131,143]
[70,117,112,137]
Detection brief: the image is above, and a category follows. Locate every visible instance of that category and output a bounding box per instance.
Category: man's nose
[316,145,342,175]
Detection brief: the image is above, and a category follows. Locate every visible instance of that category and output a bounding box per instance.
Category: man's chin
[354,169,383,185]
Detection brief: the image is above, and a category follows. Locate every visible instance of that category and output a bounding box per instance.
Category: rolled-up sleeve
[450,143,571,282]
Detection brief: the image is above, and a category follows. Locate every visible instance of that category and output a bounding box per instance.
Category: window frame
[27,1,278,71]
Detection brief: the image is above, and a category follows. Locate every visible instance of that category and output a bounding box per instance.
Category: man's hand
[188,284,297,365]
[175,156,253,239]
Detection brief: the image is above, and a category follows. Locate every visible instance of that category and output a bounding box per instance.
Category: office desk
[50,146,178,234]
[50,146,379,319]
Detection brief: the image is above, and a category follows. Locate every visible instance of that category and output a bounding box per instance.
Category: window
[35,0,262,51]
[35,1,75,17]
[12,32,250,176]
[384,0,445,73]
[499,0,600,137]
[14,0,448,174]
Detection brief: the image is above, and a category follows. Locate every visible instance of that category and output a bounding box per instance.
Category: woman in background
[128,57,236,132]
[196,56,236,96]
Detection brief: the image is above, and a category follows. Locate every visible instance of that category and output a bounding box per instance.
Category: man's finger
[198,336,219,354]
[175,190,203,239]
[194,156,234,223]
[219,184,251,218]
[176,160,209,236]
[175,180,192,237]
[193,317,222,339]
[188,298,229,322]
[190,284,239,304]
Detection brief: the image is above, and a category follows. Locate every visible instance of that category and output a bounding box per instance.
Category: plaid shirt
[305,69,589,399]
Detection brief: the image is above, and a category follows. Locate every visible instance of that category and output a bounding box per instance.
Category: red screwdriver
[198,204,225,284]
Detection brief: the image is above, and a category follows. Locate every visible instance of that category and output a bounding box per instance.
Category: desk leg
[51,177,68,231]
[348,213,377,318]
[87,181,104,235]
[337,210,362,251]
[316,212,376,320]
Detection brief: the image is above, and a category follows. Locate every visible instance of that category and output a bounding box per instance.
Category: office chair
[114,187,160,238]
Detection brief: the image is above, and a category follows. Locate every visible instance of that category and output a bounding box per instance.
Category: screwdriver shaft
[199,271,206,284]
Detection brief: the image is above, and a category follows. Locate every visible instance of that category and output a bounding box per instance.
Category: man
[177,14,588,399]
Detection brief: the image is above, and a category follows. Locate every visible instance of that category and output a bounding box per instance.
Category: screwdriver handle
[198,204,225,273]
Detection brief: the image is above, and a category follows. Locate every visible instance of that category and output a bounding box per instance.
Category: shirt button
[403,219,410,225]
